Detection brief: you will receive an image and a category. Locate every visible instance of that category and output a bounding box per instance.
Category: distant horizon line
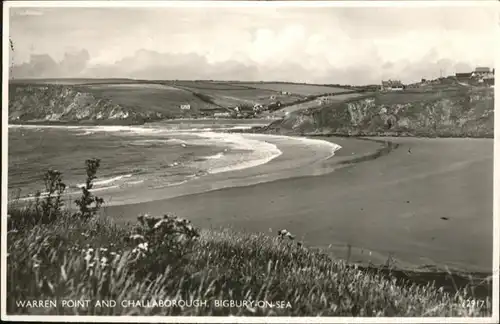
[8,77,462,87]
[8,77,364,85]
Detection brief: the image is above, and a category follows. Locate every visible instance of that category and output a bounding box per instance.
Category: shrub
[8,169,67,230]
[39,169,67,222]
[74,158,104,220]
[124,213,201,280]
[8,158,105,230]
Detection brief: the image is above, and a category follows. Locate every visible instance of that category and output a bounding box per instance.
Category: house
[381,80,404,91]
[233,106,240,113]
[180,104,191,110]
[472,67,491,78]
[475,67,491,73]
[269,95,276,100]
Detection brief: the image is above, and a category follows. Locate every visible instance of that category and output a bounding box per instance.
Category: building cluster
[177,87,291,119]
[455,67,495,86]
[380,66,495,92]
[380,80,405,92]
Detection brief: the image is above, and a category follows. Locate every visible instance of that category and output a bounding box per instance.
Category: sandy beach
[106,135,493,274]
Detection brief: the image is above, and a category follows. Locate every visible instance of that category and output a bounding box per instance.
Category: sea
[8,119,342,207]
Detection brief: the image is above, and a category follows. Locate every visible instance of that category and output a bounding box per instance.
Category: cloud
[8,6,496,84]
[59,49,91,76]
[11,49,90,78]
[8,46,493,85]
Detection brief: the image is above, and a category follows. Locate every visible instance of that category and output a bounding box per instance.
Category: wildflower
[137,242,148,251]
[100,256,108,265]
[84,253,92,263]
[277,229,295,240]
[99,247,108,252]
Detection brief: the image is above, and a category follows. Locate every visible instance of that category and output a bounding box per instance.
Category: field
[166,80,302,108]
[167,80,255,90]
[374,88,468,105]
[234,82,354,96]
[271,92,371,117]
[75,83,224,115]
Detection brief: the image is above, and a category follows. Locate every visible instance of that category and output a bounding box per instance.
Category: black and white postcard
[2,1,499,323]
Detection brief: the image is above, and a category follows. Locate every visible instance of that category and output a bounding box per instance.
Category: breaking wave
[8,122,342,204]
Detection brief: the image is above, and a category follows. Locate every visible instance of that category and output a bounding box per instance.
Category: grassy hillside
[7,212,492,316]
[264,88,494,138]
[82,83,220,115]
[8,80,362,124]
[170,81,303,108]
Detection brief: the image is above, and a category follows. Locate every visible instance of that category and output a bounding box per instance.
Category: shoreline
[104,136,387,208]
[7,119,495,139]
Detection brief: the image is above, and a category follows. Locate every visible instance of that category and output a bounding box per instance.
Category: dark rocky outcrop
[263,88,494,138]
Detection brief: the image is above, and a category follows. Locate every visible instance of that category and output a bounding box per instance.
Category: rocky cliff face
[263,88,494,138]
[8,84,164,124]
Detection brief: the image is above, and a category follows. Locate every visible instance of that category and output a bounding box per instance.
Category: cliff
[8,84,165,125]
[263,88,494,138]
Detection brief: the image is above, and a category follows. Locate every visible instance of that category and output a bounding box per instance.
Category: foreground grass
[7,209,492,317]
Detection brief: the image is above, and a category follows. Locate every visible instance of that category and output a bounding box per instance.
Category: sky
[7,4,499,85]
